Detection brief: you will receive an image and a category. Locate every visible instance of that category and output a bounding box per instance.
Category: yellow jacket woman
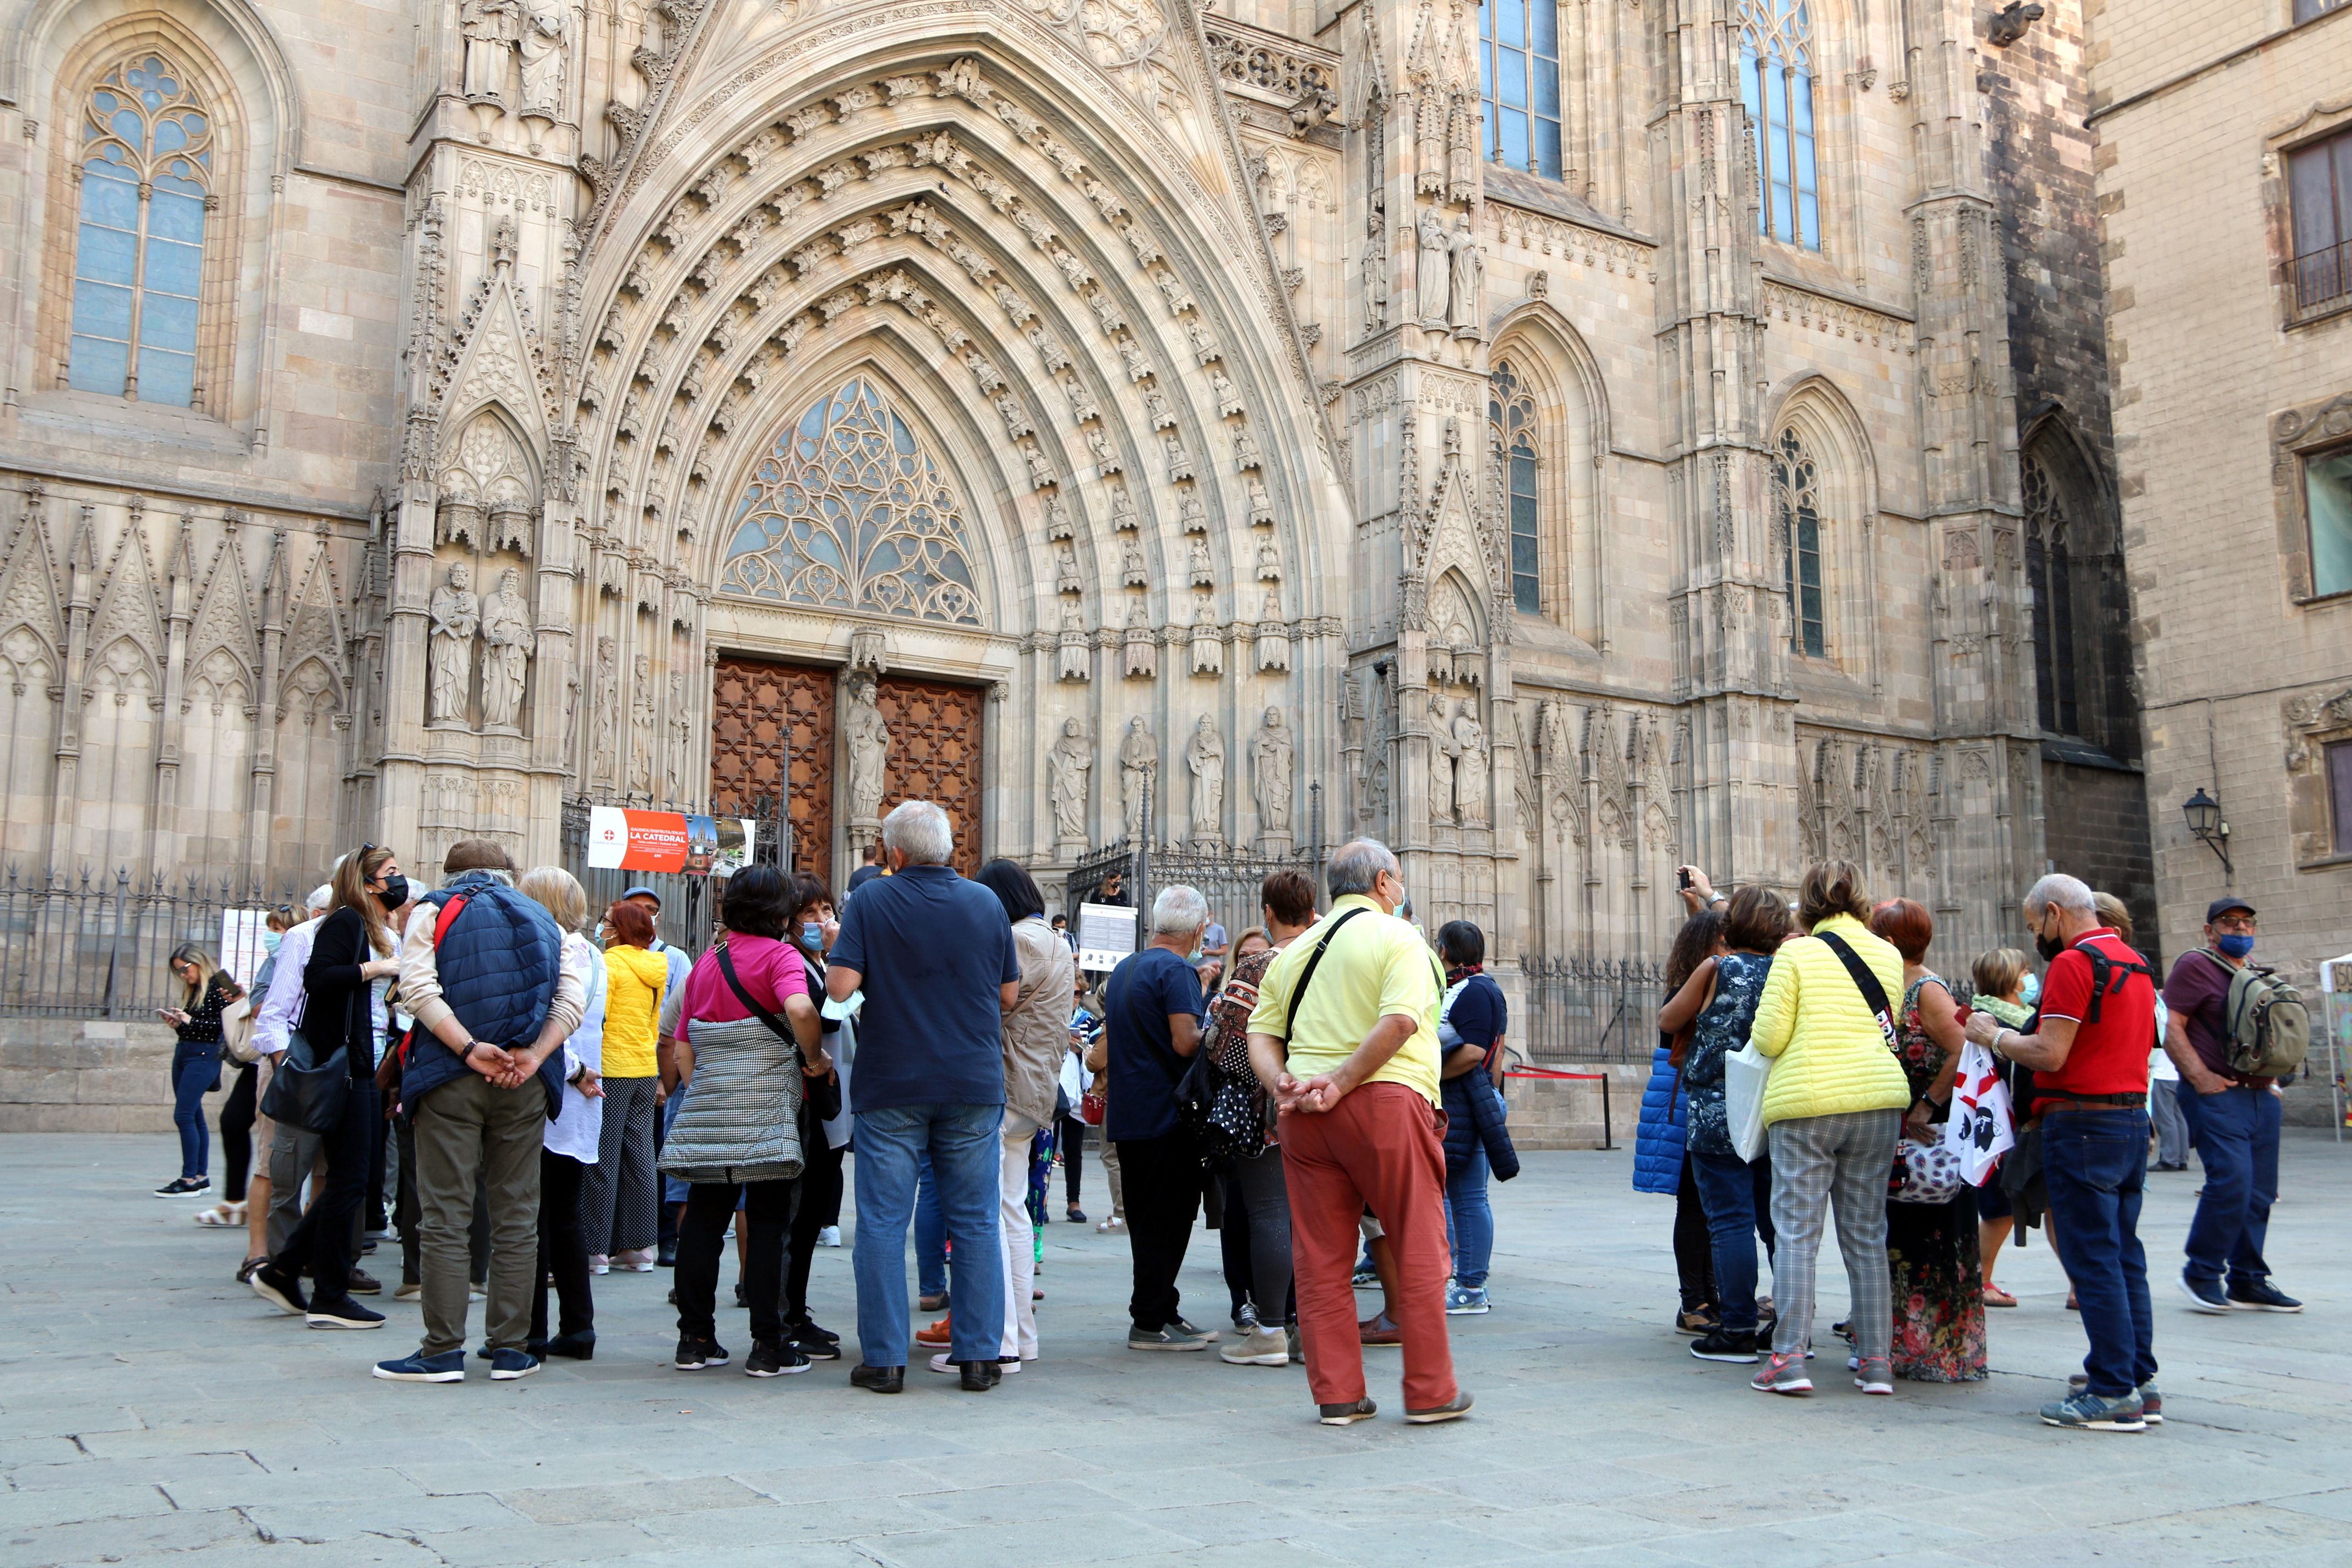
[1748,913,1913,1128]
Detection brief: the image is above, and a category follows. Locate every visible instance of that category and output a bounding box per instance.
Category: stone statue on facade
[1363,211,1389,331]
[1118,715,1156,837]
[478,567,531,731]
[629,655,654,795]
[1190,594,1223,676]
[1428,692,1458,823]
[1123,597,1157,679]
[1448,215,1484,335]
[427,562,478,726]
[1252,706,1294,837]
[460,0,521,100]
[1057,600,1091,682]
[1048,718,1091,844]
[1186,715,1225,843]
[517,0,569,119]
[1417,208,1451,328]
[845,673,891,829]
[1453,703,1489,827]
[592,635,617,777]
[666,671,690,800]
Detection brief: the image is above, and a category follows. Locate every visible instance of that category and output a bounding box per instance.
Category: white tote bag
[1724,1041,1773,1162]
[1950,1039,2015,1187]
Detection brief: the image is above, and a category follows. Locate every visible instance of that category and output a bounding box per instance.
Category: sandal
[193,1207,236,1227]
[1982,1284,2018,1308]
[1096,1215,1124,1233]
[236,1256,268,1283]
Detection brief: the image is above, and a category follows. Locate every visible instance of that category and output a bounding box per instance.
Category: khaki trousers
[412,1072,545,1355]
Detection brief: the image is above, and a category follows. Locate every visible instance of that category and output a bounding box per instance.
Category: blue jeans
[170,1044,217,1179]
[2040,1109,2157,1398]
[2176,1084,2278,1290]
[852,1103,1006,1368]
[1444,1144,1493,1289]
[1688,1144,1773,1332]
[916,1150,948,1298]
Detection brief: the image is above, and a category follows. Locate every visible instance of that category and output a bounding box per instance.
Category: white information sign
[1075,901,1139,973]
[218,908,270,989]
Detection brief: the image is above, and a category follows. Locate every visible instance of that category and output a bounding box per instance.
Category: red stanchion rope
[1501,1068,1608,1081]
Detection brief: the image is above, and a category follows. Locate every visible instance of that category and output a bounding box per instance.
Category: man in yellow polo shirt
[1246,839,1471,1427]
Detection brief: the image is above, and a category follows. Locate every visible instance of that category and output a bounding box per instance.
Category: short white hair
[2024,873,2095,919]
[1152,884,1210,937]
[306,885,333,915]
[1327,839,1397,899]
[880,799,953,865]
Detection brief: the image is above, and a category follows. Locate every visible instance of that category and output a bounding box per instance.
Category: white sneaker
[589,1255,610,1276]
[818,1226,842,1248]
[1219,1325,1291,1366]
[620,1249,655,1273]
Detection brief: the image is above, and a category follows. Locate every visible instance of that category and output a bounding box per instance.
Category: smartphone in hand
[1677,867,1692,890]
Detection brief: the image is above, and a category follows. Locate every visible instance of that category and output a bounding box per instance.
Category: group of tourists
[148,805,2302,1432]
[1637,859,2304,1433]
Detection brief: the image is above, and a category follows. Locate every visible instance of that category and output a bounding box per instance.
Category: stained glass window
[1777,428,1825,657]
[68,55,213,406]
[1489,357,1542,613]
[718,378,983,625]
[1740,1,1819,251]
[1480,0,1563,180]
[2023,450,2079,734]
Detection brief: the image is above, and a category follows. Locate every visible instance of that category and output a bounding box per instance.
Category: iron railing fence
[2294,239,2352,318]
[1520,955,1670,1064]
[1065,781,1325,962]
[0,865,308,1019]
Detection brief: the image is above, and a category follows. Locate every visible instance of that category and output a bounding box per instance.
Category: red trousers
[1280,1082,1457,1410]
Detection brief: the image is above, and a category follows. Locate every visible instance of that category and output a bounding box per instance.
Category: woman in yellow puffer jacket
[1744,859,1912,1398]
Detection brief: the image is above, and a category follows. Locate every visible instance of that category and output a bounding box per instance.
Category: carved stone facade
[0,0,2133,976]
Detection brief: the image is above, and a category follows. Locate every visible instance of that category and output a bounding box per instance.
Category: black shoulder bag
[261,986,356,1135]
[1178,908,1367,1154]
[716,946,842,1124]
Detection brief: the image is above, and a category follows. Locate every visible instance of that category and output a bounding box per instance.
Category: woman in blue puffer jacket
[1635,906,1725,1332]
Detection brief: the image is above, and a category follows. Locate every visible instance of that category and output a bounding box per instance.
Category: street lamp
[2182,787,2231,877]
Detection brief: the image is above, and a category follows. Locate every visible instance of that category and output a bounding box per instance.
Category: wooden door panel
[873,674,984,876]
[710,657,834,888]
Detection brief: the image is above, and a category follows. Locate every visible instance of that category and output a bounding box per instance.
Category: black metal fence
[558,793,791,957]
[1520,955,1670,1064]
[0,866,307,1018]
[1064,780,1326,960]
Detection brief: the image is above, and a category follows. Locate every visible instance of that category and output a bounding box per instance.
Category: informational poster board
[587,807,757,875]
[1075,901,1139,973]
[218,908,270,989]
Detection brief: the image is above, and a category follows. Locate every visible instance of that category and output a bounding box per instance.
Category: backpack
[2079,943,2157,1028]
[2201,950,2310,1079]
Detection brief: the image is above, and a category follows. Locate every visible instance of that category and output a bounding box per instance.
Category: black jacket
[303,906,384,1083]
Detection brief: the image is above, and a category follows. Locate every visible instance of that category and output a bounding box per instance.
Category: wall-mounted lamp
[2182,787,2232,878]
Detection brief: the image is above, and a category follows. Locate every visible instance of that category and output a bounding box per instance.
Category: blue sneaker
[1444,1284,1491,1316]
[2039,1388,2146,1431]
[489,1347,540,1381]
[373,1349,466,1384]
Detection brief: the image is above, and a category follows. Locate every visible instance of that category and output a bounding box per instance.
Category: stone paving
[3,1131,2349,1568]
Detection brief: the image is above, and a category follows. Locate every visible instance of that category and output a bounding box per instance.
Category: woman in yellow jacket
[1744,859,1912,1398]
[585,899,670,1272]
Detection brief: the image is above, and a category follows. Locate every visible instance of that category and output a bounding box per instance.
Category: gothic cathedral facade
[0,0,2142,967]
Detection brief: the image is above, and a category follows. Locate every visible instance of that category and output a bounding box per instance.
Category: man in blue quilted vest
[374,839,587,1385]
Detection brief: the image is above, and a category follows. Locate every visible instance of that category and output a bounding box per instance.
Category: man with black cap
[2160,895,2302,1315]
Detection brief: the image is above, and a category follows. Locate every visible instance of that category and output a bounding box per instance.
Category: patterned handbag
[1890,1127,1966,1205]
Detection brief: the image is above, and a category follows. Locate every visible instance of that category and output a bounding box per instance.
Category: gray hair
[1327,838,1398,899]
[1151,884,1209,937]
[2023,873,2095,920]
[306,884,333,915]
[880,799,953,865]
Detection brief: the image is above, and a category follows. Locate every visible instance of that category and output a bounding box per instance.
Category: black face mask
[2034,930,2065,962]
[376,875,409,911]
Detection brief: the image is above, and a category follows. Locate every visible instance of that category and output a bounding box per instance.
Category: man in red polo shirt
[1964,872,2158,1433]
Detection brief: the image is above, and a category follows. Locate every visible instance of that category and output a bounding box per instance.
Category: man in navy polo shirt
[1966,872,2159,1433]
[826,801,1019,1393]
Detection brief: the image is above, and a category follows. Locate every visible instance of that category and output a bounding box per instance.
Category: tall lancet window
[1479,0,1563,180]
[1740,1,1819,250]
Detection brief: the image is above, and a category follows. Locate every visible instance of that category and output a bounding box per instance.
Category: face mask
[2215,933,2255,960]
[802,922,824,947]
[376,875,409,911]
[2034,931,2066,962]
[2018,972,2040,1006]
[262,930,281,955]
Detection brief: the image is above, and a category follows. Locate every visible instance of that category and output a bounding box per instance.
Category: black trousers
[676,1178,798,1344]
[219,1065,258,1204]
[785,1125,845,1327]
[1115,1131,1202,1331]
[366,1103,390,1232]
[276,1080,377,1303]
[1674,1155,1719,1311]
[532,1150,595,1341]
[1058,1114,1088,1206]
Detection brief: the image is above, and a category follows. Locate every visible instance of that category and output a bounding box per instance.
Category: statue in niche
[1048,718,1092,843]
[478,568,532,731]
[518,0,568,117]
[1255,533,1281,581]
[629,655,654,795]
[1190,595,1223,676]
[1118,715,1157,836]
[1417,209,1451,328]
[592,636,617,776]
[427,562,478,726]
[1363,212,1389,331]
[460,0,521,100]
[666,671,692,799]
[1453,702,1490,828]
[1121,533,1148,588]
[562,668,580,757]
[1428,692,1458,823]
[1123,597,1157,679]
[1055,541,1081,595]
[1188,533,1214,587]
[1057,601,1091,682]
[1185,715,1225,843]
[1447,216,1484,335]
[1252,706,1294,836]
[844,673,891,824]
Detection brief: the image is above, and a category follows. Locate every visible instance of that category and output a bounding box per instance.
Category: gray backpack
[2200,950,2310,1079]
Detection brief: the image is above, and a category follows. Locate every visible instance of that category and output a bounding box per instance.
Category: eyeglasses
[2212,915,2257,933]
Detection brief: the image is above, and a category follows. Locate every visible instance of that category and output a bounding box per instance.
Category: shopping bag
[1725,1041,1772,1161]
[1951,1039,2015,1186]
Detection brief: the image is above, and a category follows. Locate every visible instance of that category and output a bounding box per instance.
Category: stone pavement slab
[2,1133,2348,1567]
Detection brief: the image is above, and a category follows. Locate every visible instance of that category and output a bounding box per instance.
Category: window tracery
[67,54,214,407]
[1489,356,1541,614]
[1776,427,1825,657]
[1479,0,1563,180]
[717,378,984,625]
[1739,1,1819,251]
[2023,449,2079,737]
